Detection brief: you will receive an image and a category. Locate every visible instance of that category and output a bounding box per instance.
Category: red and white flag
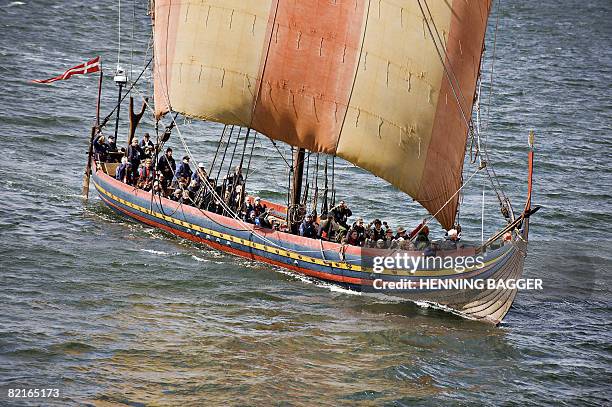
[32,56,101,84]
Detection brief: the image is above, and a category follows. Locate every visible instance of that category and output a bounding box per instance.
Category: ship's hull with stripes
[92,164,529,325]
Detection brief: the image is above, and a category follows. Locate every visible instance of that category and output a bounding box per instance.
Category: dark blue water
[0,0,610,405]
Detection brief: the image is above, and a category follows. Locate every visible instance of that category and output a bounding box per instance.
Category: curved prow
[482,132,538,249]
[521,131,537,241]
[525,131,535,214]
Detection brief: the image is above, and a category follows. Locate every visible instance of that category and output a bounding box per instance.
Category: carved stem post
[126,96,148,151]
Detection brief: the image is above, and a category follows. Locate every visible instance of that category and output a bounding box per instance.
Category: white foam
[328,285,362,296]
[191,255,209,262]
[140,249,168,256]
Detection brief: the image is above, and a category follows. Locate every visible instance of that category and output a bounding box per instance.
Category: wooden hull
[91,164,529,325]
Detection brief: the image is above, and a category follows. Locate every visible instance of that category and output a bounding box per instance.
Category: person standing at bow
[139,132,155,159]
[127,138,143,180]
[93,134,109,162]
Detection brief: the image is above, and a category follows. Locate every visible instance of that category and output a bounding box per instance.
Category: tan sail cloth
[153,0,491,229]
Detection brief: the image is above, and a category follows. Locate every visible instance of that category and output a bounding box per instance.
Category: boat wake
[140,249,170,256]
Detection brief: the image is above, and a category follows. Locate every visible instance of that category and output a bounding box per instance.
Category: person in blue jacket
[93,134,109,162]
[115,157,133,185]
[174,156,192,183]
[299,214,318,238]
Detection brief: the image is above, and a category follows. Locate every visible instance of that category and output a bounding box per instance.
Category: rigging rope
[244,131,258,183]
[225,126,242,178]
[287,146,293,209]
[481,173,486,244]
[269,139,291,169]
[312,153,320,213]
[215,125,234,181]
[410,167,482,241]
[129,0,136,81]
[209,124,228,175]
[117,0,121,69]
[237,128,251,170]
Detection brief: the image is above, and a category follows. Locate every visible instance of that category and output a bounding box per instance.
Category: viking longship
[78,0,538,325]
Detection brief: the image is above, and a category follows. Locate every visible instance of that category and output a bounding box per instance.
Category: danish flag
[33,56,101,84]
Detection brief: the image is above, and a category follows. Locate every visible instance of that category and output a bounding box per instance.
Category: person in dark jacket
[225,165,244,190]
[394,226,407,240]
[93,135,109,162]
[115,157,133,185]
[223,165,244,210]
[253,197,267,217]
[107,135,118,152]
[414,225,431,250]
[106,135,121,162]
[368,219,386,242]
[243,197,254,220]
[299,214,318,238]
[351,217,367,244]
[343,229,362,247]
[256,208,273,228]
[127,138,143,179]
[192,162,211,187]
[246,211,257,224]
[139,132,155,159]
[318,213,339,241]
[330,200,352,229]
[175,156,192,181]
[157,147,176,186]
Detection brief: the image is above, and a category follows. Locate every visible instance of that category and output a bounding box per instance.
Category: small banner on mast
[32,56,101,84]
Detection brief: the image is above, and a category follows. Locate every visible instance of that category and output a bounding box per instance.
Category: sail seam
[248,0,281,130]
[417,0,472,138]
[333,0,372,155]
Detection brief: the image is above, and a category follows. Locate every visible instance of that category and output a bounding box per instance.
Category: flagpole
[82,67,104,200]
[96,68,103,126]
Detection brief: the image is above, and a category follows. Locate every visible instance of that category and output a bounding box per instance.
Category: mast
[112,67,127,140]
